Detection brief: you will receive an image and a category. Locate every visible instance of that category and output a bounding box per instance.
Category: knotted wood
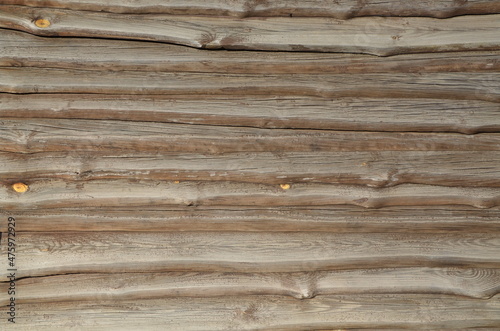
[0,0,499,329]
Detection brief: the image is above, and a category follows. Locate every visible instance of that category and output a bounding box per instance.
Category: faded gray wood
[1,268,498,304]
[2,94,499,134]
[0,0,499,328]
[2,179,500,210]
[1,68,499,102]
[3,0,500,18]
[1,6,499,55]
[1,151,500,187]
[1,119,499,154]
[1,232,499,277]
[9,295,500,330]
[2,29,499,74]
[1,207,500,233]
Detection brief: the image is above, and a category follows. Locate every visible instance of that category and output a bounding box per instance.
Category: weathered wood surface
[2,151,500,187]
[2,119,500,155]
[6,295,500,330]
[2,180,500,209]
[2,68,499,102]
[3,0,500,18]
[1,6,499,55]
[1,207,500,233]
[2,30,499,74]
[1,94,499,134]
[2,268,499,304]
[0,1,499,329]
[3,49,498,73]
[1,232,499,276]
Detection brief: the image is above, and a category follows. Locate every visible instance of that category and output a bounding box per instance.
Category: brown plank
[1,6,499,55]
[1,119,499,154]
[1,268,498,304]
[1,151,499,188]
[2,207,500,233]
[1,29,500,74]
[2,0,499,18]
[1,94,499,134]
[1,232,499,277]
[9,295,500,330]
[1,68,499,102]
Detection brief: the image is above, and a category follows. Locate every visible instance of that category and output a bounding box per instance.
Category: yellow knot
[12,182,29,193]
[173,181,180,184]
[280,184,291,190]
[35,18,51,28]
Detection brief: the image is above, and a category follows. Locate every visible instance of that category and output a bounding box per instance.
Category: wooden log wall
[0,1,499,329]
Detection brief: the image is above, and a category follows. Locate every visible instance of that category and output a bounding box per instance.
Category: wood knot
[280,184,291,190]
[34,18,51,28]
[12,182,29,193]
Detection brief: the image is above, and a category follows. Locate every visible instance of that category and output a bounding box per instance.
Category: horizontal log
[1,29,500,74]
[1,68,499,102]
[1,6,499,55]
[1,119,500,154]
[2,0,499,18]
[1,179,500,210]
[1,151,499,188]
[2,207,500,233]
[1,94,499,134]
[9,295,500,330]
[0,232,499,277]
[1,268,498,304]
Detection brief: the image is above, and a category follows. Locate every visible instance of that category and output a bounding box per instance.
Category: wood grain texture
[2,119,500,155]
[2,94,500,134]
[3,0,500,18]
[1,232,499,277]
[2,29,499,74]
[2,207,500,233]
[1,6,499,55]
[1,151,499,188]
[6,294,499,330]
[0,0,499,327]
[11,295,500,330]
[1,68,499,102]
[1,268,498,304]
[2,179,499,210]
